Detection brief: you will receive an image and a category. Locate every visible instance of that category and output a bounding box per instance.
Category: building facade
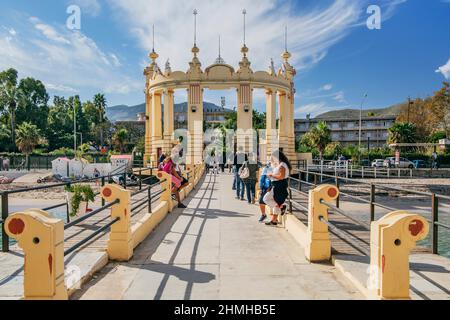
[295,115,397,148]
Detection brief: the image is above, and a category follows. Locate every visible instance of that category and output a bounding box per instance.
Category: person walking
[258,160,272,222]
[234,149,245,200]
[242,153,259,204]
[263,150,291,226]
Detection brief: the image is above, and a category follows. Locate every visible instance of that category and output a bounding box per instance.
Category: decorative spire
[191,9,200,58]
[149,24,159,63]
[215,35,225,64]
[281,25,291,63]
[240,9,248,57]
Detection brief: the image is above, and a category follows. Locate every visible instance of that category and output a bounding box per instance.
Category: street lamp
[358,93,368,164]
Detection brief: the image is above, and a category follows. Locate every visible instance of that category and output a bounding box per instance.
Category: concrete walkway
[72,173,362,300]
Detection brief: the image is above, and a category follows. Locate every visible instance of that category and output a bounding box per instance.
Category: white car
[371,159,384,167]
[383,157,415,169]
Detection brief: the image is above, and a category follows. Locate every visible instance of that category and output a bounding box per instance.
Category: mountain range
[106,102,232,122]
[107,102,402,122]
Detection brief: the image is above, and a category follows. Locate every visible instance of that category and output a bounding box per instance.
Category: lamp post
[358,93,368,164]
[73,104,77,153]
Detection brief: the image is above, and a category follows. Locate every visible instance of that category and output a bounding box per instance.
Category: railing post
[123,172,127,189]
[335,178,340,208]
[370,184,375,222]
[313,174,317,186]
[139,169,142,190]
[1,193,9,252]
[362,166,365,178]
[156,171,173,212]
[432,193,439,255]
[101,177,105,206]
[305,184,339,262]
[5,209,68,299]
[148,185,152,213]
[101,184,132,261]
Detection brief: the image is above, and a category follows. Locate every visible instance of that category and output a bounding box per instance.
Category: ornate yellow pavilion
[143,11,297,168]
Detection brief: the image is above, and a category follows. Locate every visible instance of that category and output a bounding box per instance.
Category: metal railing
[1,166,158,252]
[288,168,450,255]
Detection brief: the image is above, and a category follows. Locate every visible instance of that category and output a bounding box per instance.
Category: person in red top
[161,156,186,208]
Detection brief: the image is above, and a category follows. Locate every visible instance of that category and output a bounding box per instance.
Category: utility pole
[407,97,413,123]
[74,104,77,153]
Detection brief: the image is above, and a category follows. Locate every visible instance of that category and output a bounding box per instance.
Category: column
[278,90,288,154]
[187,84,203,167]
[236,84,254,154]
[163,89,174,155]
[151,91,163,162]
[286,86,296,162]
[144,91,152,166]
[265,88,277,160]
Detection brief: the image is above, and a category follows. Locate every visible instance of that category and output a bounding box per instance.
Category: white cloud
[108,0,404,72]
[45,83,78,93]
[0,18,140,99]
[436,58,450,79]
[322,84,333,91]
[70,0,102,17]
[333,91,346,103]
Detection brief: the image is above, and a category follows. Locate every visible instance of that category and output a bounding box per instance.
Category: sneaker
[178,203,187,209]
[240,197,245,201]
[258,215,267,222]
[265,221,278,226]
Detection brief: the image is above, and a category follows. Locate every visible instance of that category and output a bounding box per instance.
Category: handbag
[239,162,250,179]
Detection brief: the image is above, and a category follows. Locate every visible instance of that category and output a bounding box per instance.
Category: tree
[0,68,21,150]
[16,77,49,131]
[325,142,343,159]
[388,122,417,144]
[430,82,450,138]
[0,123,11,151]
[46,96,74,150]
[93,93,107,145]
[113,128,128,153]
[300,121,331,159]
[15,122,42,168]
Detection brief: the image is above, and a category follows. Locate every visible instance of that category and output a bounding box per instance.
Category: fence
[0,164,158,252]
[288,168,450,256]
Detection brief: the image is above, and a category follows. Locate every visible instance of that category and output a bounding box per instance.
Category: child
[258,161,272,222]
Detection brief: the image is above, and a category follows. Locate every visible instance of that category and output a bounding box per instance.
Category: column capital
[277,90,287,97]
[265,88,275,95]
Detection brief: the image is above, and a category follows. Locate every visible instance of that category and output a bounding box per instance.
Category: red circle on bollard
[327,187,337,198]
[409,219,424,236]
[8,218,25,235]
[157,173,162,178]
[102,187,112,197]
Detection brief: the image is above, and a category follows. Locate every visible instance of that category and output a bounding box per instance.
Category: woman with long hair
[263,150,291,226]
[161,155,187,209]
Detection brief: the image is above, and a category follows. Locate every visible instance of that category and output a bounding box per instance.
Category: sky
[0,0,449,119]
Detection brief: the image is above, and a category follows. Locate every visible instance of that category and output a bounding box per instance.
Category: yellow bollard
[305,184,339,262]
[369,210,429,300]
[157,171,173,212]
[5,209,67,300]
[101,184,133,261]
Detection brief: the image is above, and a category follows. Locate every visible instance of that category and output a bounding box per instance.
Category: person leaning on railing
[160,155,187,208]
[258,160,273,223]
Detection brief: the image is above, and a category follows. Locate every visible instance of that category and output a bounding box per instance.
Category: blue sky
[0,0,449,118]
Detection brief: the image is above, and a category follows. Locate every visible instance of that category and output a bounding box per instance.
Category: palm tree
[0,123,11,141]
[15,122,42,169]
[113,128,128,153]
[94,93,107,146]
[388,122,417,144]
[301,121,331,159]
[0,69,21,151]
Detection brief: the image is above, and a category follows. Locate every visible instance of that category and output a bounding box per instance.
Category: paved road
[72,173,362,300]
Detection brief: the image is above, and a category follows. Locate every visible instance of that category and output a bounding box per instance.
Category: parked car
[383,157,415,169]
[360,159,370,167]
[371,159,384,168]
[412,160,427,169]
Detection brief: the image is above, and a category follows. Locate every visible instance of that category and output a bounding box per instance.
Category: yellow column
[278,90,288,154]
[163,89,175,155]
[286,87,296,163]
[5,209,68,300]
[369,211,429,299]
[144,90,152,166]
[101,184,133,261]
[305,184,339,262]
[187,84,203,167]
[265,88,277,160]
[237,84,254,154]
[151,91,163,161]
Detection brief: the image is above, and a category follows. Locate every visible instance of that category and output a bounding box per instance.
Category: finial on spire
[269,58,275,75]
[165,59,171,74]
[282,24,291,62]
